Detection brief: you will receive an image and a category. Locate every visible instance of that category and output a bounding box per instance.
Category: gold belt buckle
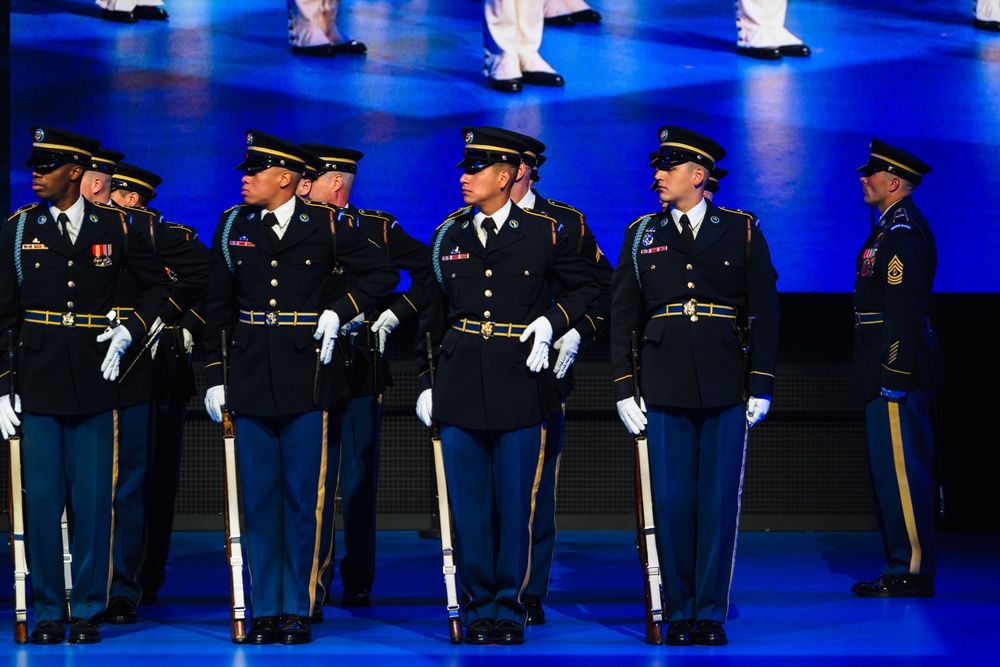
[265,311,278,327]
[683,299,699,322]
[480,321,494,339]
[61,312,75,327]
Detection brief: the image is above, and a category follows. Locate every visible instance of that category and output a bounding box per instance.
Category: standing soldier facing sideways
[0,127,171,645]
[415,126,599,645]
[298,142,431,616]
[202,130,397,646]
[850,138,938,599]
[610,126,779,646]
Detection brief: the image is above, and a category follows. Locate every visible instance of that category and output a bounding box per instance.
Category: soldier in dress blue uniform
[415,126,599,645]
[201,130,398,645]
[97,162,210,624]
[610,126,780,647]
[0,127,171,645]
[298,143,431,615]
[850,139,938,598]
[496,128,613,626]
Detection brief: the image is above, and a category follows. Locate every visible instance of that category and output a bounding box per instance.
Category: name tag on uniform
[640,245,669,254]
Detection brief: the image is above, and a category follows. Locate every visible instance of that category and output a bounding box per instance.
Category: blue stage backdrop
[8,0,1000,293]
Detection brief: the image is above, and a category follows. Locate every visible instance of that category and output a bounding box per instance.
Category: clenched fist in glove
[552,328,581,380]
[519,316,553,373]
[314,309,341,365]
[204,385,225,424]
[371,309,400,354]
[416,388,433,427]
[0,394,21,440]
[96,318,133,381]
[617,396,647,435]
[746,396,771,427]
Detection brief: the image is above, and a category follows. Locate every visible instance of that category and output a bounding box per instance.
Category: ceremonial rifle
[6,331,28,644]
[426,332,462,643]
[220,329,247,643]
[631,331,663,644]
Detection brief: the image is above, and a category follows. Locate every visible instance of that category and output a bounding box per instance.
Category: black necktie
[680,213,694,251]
[482,217,497,251]
[57,213,71,244]
[262,212,280,239]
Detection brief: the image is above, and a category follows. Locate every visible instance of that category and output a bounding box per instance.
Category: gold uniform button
[724,260,730,266]
[485,269,492,277]
[271,279,278,286]
[35,262,41,269]
[485,289,493,297]
[67,301,74,309]
[686,263,693,270]
[524,270,530,276]
[484,310,491,319]
[269,299,277,307]
[687,282,695,289]
[271,260,278,267]
[67,260,74,267]
[690,315,699,322]
[68,281,75,288]
[305,259,312,265]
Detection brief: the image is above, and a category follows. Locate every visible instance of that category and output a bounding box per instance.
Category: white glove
[314,309,341,365]
[146,316,164,360]
[0,394,21,440]
[371,309,400,354]
[416,388,433,427]
[552,328,582,380]
[204,385,225,424]
[339,312,366,336]
[96,323,133,381]
[746,396,771,427]
[519,316,553,373]
[182,328,194,355]
[617,396,647,435]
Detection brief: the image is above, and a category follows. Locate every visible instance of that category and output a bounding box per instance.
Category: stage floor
[1,529,997,664]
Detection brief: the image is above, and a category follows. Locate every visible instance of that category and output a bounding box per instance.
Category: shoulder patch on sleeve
[888,222,913,232]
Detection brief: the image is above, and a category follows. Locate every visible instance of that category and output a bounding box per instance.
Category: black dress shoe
[487,77,523,93]
[341,589,370,607]
[134,5,169,20]
[278,614,312,645]
[291,44,338,58]
[68,618,101,644]
[246,616,279,644]
[974,18,1000,32]
[331,40,367,55]
[694,620,727,646]
[664,619,696,646]
[465,617,495,645]
[778,43,811,57]
[494,619,525,645]
[521,71,565,87]
[311,602,324,624]
[104,596,138,624]
[570,9,602,23]
[101,9,137,23]
[30,620,65,645]
[523,594,546,625]
[737,46,782,60]
[543,14,576,27]
[854,573,934,598]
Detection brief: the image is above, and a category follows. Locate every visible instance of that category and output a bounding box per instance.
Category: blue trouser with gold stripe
[111,401,154,603]
[236,410,340,619]
[316,393,380,603]
[526,401,564,598]
[21,411,116,623]
[441,423,545,626]
[864,388,936,577]
[646,403,747,624]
